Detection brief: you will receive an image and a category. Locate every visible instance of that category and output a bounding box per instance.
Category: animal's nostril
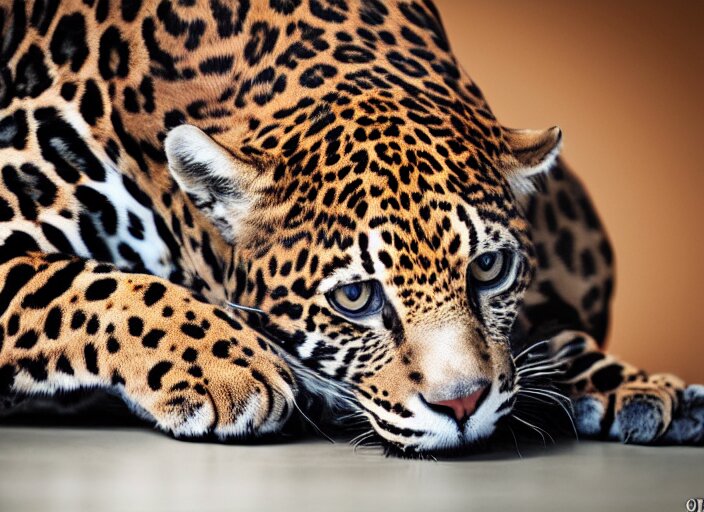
[426,385,490,423]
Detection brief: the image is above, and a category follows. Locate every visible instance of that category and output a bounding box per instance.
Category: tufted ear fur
[165,124,270,243]
[502,126,562,196]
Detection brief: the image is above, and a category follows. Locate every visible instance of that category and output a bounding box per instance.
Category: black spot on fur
[22,259,85,309]
[15,330,39,350]
[121,0,142,21]
[310,0,347,22]
[60,82,77,100]
[198,55,234,75]
[0,231,39,264]
[142,329,166,348]
[35,107,106,182]
[244,21,279,66]
[181,323,205,339]
[29,0,60,35]
[210,0,249,38]
[212,340,230,359]
[563,352,605,380]
[112,371,126,386]
[128,316,144,337]
[555,229,574,271]
[592,363,623,393]
[213,309,242,330]
[333,44,374,63]
[106,337,121,353]
[15,44,52,98]
[556,189,577,220]
[44,306,62,340]
[56,354,74,375]
[71,311,87,330]
[300,63,337,88]
[76,186,118,235]
[86,314,100,335]
[187,366,202,378]
[0,196,13,222]
[85,278,118,301]
[50,13,89,72]
[80,79,104,126]
[18,355,49,381]
[143,282,167,306]
[98,26,131,79]
[84,343,100,374]
[0,109,29,150]
[0,263,36,313]
[147,361,173,390]
[7,314,19,336]
[270,0,301,15]
[182,347,198,362]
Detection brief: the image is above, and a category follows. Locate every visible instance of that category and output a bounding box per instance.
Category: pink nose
[430,385,490,422]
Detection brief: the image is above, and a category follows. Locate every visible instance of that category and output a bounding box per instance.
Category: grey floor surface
[0,425,702,512]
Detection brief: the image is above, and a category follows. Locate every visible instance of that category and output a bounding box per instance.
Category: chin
[364,387,514,457]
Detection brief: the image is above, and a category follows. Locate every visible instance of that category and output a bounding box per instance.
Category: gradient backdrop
[435,0,703,382]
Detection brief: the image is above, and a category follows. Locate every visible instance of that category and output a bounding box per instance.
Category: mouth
[344,382,515,456]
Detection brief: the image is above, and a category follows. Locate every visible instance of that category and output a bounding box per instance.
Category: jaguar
[0,0,701,454]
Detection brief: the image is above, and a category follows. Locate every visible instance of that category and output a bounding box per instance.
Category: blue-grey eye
[469,250,512,289]
[476,252,498,272]
[327,281,384,317]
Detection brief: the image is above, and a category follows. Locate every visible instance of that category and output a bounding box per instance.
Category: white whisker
[512,339,551,362]
[513,414,555,445]
[225,301,268,315]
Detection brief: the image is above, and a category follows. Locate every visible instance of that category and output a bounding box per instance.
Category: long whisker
[517,370,565,380]
[516,357,567,373]
[521,387,572,404]
[512,339,551,362]
[512,414,555,445]
[507,425,523,458]
[517,388,578,439]
[290,396,335,443]
[225,301,269,315]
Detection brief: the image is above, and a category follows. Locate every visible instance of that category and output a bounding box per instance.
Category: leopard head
[164,106,560,453]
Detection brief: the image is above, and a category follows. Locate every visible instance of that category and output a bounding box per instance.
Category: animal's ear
[164,124,270,243]
[502,126,562,196]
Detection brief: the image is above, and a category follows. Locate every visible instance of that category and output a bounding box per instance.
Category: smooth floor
[0,422,702,512]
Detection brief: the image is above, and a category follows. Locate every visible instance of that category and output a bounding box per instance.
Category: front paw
[120,335,297,440]
[611,393,669,444]
[572,373,685,444]
[609,373,683,444]
[662,384,704,445]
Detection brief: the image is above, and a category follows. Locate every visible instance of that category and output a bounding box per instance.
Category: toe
[573,395,605,437]
[613,395,665,444]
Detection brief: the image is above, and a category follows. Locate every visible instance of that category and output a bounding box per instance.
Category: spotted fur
[0,0,700,453]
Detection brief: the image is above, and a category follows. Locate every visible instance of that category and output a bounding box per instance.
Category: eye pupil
[478,253,496,271]
[344,283,362,301]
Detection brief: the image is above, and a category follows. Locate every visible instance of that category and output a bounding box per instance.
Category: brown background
[435,0,703,382]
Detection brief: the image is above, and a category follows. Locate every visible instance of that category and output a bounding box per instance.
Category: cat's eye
[326,280,384,317]
[468,250,514,291]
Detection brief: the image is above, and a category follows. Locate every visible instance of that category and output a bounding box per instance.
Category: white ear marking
[503,126,562,196]
[164,124,260,242]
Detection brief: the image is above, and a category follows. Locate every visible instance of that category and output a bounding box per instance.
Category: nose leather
[430,386,488,421]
